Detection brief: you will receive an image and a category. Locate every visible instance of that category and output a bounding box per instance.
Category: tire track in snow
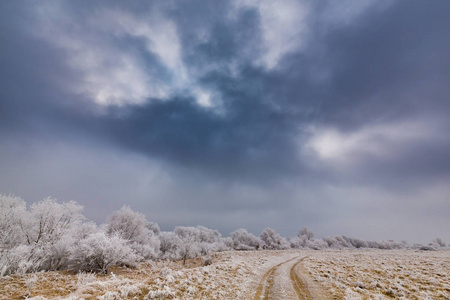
[290,257,313,300]
[254,255,305,300]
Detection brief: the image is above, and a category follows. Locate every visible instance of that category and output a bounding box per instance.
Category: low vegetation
[0,194,447,279]
[303,249,450,299]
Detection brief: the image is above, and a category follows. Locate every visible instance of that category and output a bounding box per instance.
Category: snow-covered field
[0,249,448,299]
[0,250,300,299]
[302,249,450,299]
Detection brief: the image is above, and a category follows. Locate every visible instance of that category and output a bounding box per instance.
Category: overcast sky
[1,0,449,243]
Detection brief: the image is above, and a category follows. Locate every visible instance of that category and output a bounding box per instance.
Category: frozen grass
[1,249,448,299]
[0,250,300,299]
[302,249,450,299]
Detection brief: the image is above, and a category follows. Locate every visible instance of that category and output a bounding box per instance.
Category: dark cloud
[311,0,450,128]
[0,0,449,242]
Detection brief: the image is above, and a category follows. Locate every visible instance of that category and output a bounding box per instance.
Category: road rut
[254,255,312,300]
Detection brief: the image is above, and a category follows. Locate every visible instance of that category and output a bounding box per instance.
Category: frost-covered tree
[158,226,226,264]
[298,227,314,241]
[104,206,150,242]
[174,226,220,263]
[260,228,289,250]
[174,226,226,255]
[367,240,404,250]
[178,237,201,265]
[229,229,262,250]
[323,236,349,248]
[0,244,43,276]
[0,194,27,248]
[433,238,446,248]
[104,206,160,259]
[146,221,160,235]
[0,197,86,274]
[19,198,84,247]
[159,231,182,260]
[289,236,307,248]
[69,232,140,274]
[306,239,328,250]
[174,226,222,243]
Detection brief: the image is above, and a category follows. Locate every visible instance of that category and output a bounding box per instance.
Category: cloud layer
[1,0,449,242]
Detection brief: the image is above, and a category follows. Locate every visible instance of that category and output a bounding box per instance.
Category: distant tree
[229,229,262,250]
[260,228,289,250]
[146,221,160,235]
[306,239,328,250]
[104,206,151,243]
[433,238,446,248]
[323,236,350,248]
[298,227,314,241]
[174,226,222,243]
[173,226,224,263]
[173,225,227,258]
[159,232,182,260]
[177,236,200,265]
[104,206,160,259]
[289,236,307,248]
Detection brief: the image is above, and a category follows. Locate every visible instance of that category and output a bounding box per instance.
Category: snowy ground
[0,249,448,299]
[0,250,300,299]
[302,249,450,300]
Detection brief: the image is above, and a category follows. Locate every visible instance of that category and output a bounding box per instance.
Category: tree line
[0,195,446,276]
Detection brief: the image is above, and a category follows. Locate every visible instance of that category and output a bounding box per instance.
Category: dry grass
[302,249,450,299]
[2,249,447,299]
[0,251,298,300]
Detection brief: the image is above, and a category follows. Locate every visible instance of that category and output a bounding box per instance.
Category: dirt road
[254,255,313,300]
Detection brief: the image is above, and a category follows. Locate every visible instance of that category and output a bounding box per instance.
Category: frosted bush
[69,232,140,273]
[21,198,84,246]
[174,226,222,244]
[0,194,27,248]
[159,232,182,260]
[289,235,307,248]
[176,237,201,264]
[104,206,160,260]
[71,222,98,241]
[41,234,75,271]
[260,228,289,250]
[430,238,446,249]
[306,239,328,250]
[298,227,314,240]
[0,244,44,275]
[0,196,88,274]
[229,229,262,250]
[174,226,226,259]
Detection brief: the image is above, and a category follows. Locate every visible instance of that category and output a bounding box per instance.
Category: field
[302,249,450,299]
[0,250,448,299]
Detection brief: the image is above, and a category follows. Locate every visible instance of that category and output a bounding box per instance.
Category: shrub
[0,194,27,249]
[260,228,289,250]
[298,227,314,240]
[229,229,262,250]
[69,232,140,274]
[104,206,160,259]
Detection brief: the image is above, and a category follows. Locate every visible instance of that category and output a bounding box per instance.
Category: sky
[1,0,449,243]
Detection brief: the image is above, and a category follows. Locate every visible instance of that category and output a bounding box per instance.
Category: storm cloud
[1,0,449,243]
